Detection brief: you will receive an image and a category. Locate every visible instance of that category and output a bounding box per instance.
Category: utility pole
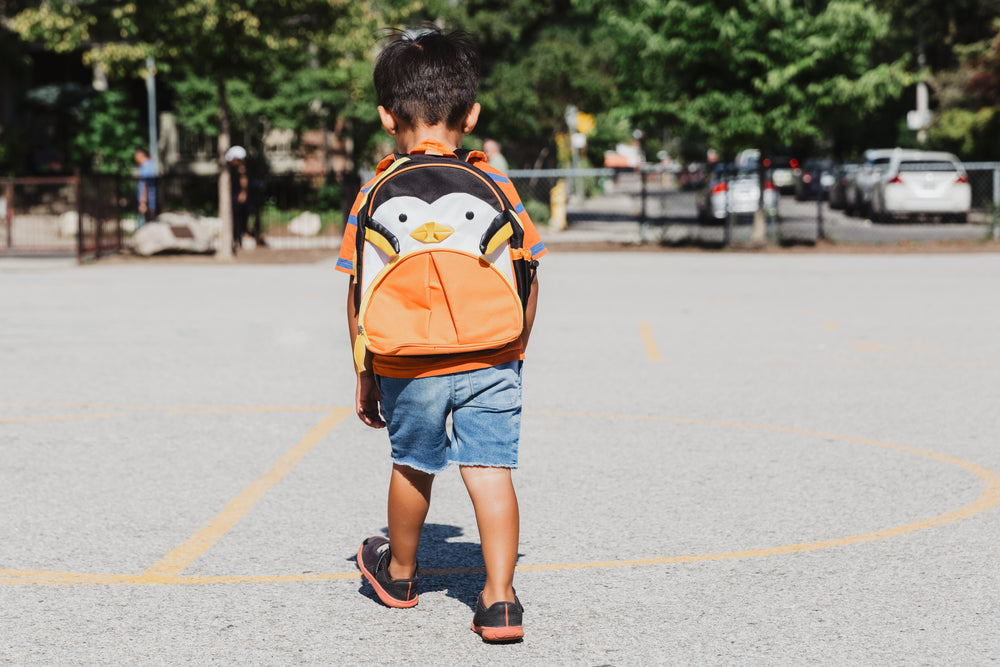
[145,57,159,169]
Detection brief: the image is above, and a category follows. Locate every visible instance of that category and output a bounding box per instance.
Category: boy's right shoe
[471,592,524,642]
[356,536,419,608]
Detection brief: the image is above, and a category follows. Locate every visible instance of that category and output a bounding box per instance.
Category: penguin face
[370,192,502,254]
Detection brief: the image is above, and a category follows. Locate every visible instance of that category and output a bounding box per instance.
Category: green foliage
[582,0,909,157]
[521,198,550,227]
[69,89,142,174]
[316,180,343,212]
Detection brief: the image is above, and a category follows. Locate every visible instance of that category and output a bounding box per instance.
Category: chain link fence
[4,161,998,259]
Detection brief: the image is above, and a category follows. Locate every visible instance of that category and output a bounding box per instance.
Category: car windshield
[898,160,958,173]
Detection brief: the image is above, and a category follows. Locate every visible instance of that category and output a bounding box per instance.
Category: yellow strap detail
[365,228,398,257]
[353,334,368,373]
[483,222,513,255]
[357,157,410,211]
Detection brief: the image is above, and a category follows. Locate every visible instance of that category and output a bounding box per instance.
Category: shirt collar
[376,140,487,174]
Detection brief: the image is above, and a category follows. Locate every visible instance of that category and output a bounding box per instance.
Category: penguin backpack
[351,152,537,371]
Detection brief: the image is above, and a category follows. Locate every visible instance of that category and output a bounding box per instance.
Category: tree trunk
[216,76,234,261]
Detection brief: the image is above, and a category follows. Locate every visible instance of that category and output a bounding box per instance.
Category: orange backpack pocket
[360,248,523,356]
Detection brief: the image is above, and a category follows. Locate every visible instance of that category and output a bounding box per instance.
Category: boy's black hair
[374,27,479,129]
[134,148,150,158]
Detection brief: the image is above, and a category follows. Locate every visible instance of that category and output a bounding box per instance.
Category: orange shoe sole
[471,622,524,642]
[356,541,418,609]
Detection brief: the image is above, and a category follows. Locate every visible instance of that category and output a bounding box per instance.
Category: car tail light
[764,181,776,191]
[887,174,903,185]
[712,182,728,195]
[789,158,799,169]
[802,174,812,184]
[956,174,969,184]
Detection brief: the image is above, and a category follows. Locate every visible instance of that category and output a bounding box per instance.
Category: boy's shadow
[349,523,524,611]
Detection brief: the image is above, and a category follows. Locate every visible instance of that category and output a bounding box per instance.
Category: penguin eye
[398,213,407,222]
[465,211,475,220]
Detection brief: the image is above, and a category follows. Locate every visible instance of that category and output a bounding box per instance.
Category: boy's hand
[355,373,386,428]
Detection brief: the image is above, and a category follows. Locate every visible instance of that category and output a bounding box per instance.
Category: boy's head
[374,27,479,130]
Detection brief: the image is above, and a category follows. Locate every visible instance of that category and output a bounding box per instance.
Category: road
[565,176,993,246]
[1,253,999,664]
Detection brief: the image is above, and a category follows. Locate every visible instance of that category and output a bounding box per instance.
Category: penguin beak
[409,222,454,243]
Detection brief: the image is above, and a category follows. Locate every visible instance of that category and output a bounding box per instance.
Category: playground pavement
[1,249,999,665]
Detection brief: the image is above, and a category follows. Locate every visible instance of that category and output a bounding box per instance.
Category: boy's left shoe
[356,536,419,608]
[471,592,524,642]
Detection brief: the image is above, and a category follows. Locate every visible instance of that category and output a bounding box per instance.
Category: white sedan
[870,150,971,223]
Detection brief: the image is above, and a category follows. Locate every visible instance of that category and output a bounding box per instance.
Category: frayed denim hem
[452,461,518,470]
[391,457,450,475]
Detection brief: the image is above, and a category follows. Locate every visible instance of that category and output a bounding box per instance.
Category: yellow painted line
[0,413,124,424]
[853,341,890,353]
[3,410,999,586]
[639,319,662,362]
[140,408,352,579]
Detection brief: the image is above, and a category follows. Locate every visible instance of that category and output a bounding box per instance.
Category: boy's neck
[391,122,466,155]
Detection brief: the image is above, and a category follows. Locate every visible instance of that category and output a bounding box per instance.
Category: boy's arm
[347,280,385,428]
[521,274,539,351]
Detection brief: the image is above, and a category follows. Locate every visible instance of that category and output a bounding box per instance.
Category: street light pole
[145,56,159,169]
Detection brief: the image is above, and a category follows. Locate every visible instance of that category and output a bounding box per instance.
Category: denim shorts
[375,361,522,474]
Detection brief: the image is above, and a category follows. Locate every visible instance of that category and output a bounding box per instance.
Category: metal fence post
[3,179,12,251]
[816,185,825,241]
[639,167,648,243]
[993,167,1000,241]
[75,173,84,262]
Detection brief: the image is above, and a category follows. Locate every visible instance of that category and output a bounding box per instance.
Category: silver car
[846,148,894,217]
[869,150,971,222]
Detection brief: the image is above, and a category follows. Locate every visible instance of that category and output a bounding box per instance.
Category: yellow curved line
[3,410,999,586]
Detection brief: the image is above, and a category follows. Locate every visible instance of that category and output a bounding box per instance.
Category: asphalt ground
[2,250,999,665]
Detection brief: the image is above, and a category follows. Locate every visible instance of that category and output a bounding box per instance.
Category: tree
[13,0,378,260]
[580,0,908,157]
[69,88,143,174]
[578,0,908,241]
[927,22,1000,160]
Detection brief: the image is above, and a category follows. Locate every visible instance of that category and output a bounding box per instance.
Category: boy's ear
[461,103,481,135]
[377,106,397,135]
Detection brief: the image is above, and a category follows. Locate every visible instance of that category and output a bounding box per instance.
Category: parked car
[847,148,895,217]
[696,163,779,223]
[828,163,859,210]
[734,149,797,193]
[793,158,836,201]
[869,150,971,222]
[766,155,798,194]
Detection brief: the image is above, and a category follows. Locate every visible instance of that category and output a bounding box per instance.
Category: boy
[336,28,545,641]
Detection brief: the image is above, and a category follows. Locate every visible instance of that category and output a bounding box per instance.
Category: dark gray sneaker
[356,536,418,608]
[471,592,524,641]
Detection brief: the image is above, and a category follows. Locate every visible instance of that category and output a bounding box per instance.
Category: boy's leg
[460,465,519,605]
[387,463,434,581]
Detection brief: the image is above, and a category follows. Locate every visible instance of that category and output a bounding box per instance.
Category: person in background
[482,139,510,173]
[134,148,156,226]
[225,145,252,251]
